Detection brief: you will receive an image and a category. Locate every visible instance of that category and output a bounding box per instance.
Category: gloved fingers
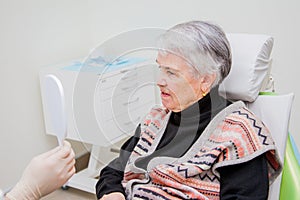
[66,156,76,171]
[65,148,75,164]
[61,141,73,159]
[60,150,76,174]
[61,140,72,156]
[59,160,76,182]
[46,145,74,176]
[63,166,76,182]
[39,145,61,159]
[52,141,72,160]
[67,156,76,175]
[62,140,72,149]
[68,165,76,177]
[39,140,71,160]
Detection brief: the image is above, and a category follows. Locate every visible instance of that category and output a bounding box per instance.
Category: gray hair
[158,21,232,87]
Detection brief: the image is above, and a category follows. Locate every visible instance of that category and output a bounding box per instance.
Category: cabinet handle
[121,83,138,91]
[121,72,138,80]
[120,69,129,73]
[123,97,139,105]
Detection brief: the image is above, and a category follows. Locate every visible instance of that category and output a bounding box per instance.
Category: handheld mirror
[44,74,67,146]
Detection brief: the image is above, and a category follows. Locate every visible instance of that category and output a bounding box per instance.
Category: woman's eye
[167,70,175,76]
[157,65,177,77]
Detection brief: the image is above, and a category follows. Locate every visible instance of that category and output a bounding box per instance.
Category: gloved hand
[6,141,75,200]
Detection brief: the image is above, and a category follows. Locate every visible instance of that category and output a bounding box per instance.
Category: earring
[202,89,207,97]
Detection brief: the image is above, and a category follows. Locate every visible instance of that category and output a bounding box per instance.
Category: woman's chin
[161,100,178,111]
[161,100,172,110]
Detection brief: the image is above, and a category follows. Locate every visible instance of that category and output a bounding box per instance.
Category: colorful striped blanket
[122,101,282,200]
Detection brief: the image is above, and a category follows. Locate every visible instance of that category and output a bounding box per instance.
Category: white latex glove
[6,141,75,200]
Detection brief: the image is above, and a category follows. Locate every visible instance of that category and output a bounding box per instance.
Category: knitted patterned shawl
[122,101,282,200]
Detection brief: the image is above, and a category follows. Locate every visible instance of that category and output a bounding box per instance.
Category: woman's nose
[156,73,167,87]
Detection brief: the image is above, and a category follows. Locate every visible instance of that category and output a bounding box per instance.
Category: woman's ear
[200,73,217,95]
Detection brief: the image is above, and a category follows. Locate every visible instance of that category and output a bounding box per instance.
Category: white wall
[0,0,92,189]
[1,0,299,190]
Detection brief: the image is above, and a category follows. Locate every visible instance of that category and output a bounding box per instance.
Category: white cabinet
[40,58,158,146]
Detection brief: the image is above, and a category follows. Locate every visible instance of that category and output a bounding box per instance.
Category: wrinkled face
[156,52,203,112]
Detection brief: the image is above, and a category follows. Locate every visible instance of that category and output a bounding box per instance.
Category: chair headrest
[219,33,274,102]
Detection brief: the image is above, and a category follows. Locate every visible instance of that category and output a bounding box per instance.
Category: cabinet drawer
[95,86,155,120]
[96,65,155,101]
[96,105,152,142]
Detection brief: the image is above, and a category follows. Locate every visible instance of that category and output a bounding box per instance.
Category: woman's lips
[161,91,171,98]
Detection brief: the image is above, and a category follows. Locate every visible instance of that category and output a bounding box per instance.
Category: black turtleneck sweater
[96,88,269,199]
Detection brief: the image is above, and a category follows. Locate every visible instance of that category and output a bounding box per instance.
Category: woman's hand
[100,192,126,200]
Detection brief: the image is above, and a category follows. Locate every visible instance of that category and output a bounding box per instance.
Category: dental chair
[219,33,298,200]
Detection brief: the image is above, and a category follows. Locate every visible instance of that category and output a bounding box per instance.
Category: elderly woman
[96,21,281,200]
